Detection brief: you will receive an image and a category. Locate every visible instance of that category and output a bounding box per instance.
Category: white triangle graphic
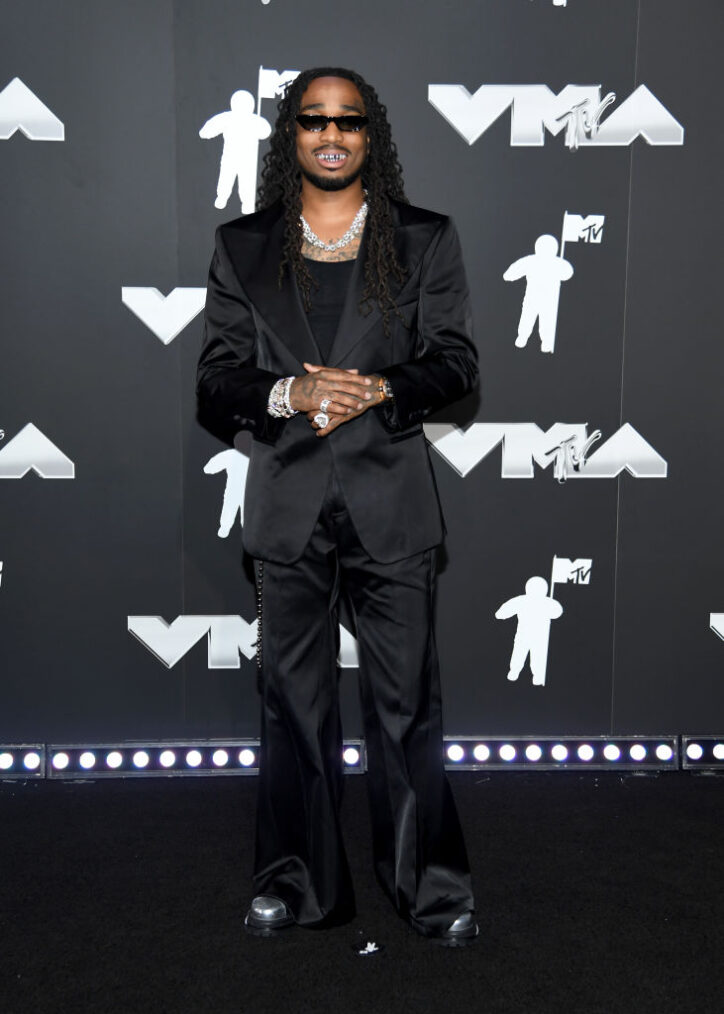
[121,287,207,345]
[0,77,64,141]
[0,423,74,478]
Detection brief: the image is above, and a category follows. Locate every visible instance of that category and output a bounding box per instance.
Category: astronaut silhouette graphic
[204,449,248,538]
[495,576,563,686]
[199,91,271,214]
[503,235,573,353]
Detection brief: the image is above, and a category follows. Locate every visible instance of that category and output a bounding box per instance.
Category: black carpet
[1,770,722,1014]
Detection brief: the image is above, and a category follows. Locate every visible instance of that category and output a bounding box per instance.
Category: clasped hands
[289,362,384,438]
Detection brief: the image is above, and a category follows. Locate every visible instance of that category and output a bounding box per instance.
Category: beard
[299,163,364,192]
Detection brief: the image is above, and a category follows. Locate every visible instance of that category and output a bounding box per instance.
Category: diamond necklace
[300,194,368,252]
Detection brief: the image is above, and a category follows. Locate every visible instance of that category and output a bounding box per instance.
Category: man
[197,67,479,946]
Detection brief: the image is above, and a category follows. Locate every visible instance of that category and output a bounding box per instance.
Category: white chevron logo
[710,614,724,641]
[121,287,207,345]
[0,423,74,478]
[0,77,64,140]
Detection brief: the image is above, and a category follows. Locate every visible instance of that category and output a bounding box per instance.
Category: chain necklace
[300,193,368,252]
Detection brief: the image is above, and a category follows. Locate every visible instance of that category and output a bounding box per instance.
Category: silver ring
[319,398,332,413]
[313,412,329,429]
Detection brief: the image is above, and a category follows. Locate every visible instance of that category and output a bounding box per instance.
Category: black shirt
[304,258,355,364]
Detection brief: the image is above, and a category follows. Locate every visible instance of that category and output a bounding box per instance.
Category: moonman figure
[495,576,563,686]
[199,90,272,213]
[197,67,479,945]
[203,448,249,538]
[503,234,573,353]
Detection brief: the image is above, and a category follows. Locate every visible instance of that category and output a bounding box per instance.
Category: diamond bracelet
[267,376,299,419]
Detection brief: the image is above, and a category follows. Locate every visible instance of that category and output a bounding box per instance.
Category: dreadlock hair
[257,67,409,335]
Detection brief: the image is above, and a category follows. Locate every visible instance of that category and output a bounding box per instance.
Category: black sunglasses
[295,114,369,133]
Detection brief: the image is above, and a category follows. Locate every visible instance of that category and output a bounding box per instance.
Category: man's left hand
[305,365,383,437]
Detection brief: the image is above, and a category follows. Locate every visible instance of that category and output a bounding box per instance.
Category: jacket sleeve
[196,227,284,446]
[376,216,478,432]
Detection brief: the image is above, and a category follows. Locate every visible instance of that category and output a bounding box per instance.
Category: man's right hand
[289,363,374,417]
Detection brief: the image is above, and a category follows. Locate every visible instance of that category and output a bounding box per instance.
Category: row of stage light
[1,736,723,779]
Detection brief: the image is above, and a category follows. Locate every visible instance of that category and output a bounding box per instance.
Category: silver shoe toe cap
[446,912,476,934]
[250,895,290,921]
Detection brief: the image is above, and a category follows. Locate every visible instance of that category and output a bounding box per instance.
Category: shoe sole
[432,924,480,948]
[244,914,295,937]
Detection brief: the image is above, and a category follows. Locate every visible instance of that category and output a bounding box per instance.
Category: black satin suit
[197,198,478,935]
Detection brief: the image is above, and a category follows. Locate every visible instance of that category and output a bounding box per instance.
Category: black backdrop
[1,0,722,744]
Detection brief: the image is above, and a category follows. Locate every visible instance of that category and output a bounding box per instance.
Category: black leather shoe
[244,895,295,937]
[434,912,479,947]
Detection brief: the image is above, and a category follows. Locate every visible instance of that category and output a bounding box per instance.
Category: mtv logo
[121,287,207,345]
[0,77,64,140]
[551,557,592,586]
[0,424,74,479]
[257,67,300,102]
[562,212,604,244]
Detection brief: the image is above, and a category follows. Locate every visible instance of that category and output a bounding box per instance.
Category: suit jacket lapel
[224,202,322,368]
[326,202,431,368]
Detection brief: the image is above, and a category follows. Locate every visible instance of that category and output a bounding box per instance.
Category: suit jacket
[196,198,478,564]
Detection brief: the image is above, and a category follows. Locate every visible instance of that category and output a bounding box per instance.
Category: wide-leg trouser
[252,467,475,935]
